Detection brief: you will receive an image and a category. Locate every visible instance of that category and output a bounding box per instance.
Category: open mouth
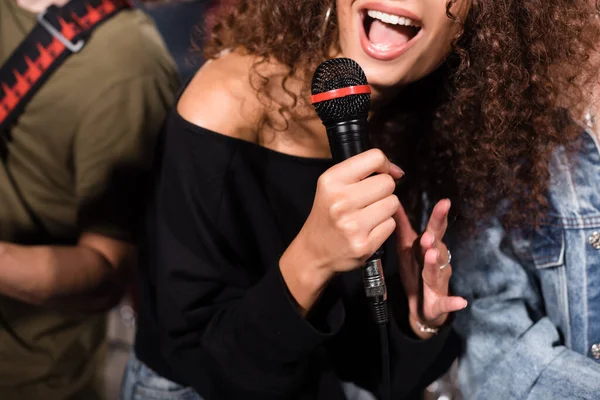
[361,9,422,60]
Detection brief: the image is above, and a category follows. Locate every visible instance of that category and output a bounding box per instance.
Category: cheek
[409,19,459,82]
[435,21,460,58]
[433,0,469,39]
[424,1,468,65]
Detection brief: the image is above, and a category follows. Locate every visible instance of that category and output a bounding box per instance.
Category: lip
[358,2,423,62]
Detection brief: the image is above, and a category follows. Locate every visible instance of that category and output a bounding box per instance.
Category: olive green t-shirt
[0,2,179,399]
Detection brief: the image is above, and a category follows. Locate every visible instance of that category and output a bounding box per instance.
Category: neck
[16,0,69,13]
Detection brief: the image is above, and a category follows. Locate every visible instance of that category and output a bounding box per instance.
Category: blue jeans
[120,353,202,400]
[120,353,377,400]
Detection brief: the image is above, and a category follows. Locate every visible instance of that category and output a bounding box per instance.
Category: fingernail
[390,162,404,177]
[461,299,468,309]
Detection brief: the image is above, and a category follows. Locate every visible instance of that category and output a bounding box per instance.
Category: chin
[340,52,416,99]
[363,64,410,88]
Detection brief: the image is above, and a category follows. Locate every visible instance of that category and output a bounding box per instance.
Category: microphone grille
[311,58,370,122]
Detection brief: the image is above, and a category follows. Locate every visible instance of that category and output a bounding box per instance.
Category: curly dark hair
[199,0,600,229]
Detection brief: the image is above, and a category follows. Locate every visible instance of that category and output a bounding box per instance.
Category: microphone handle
[325,117,371,163]
[325,117,382,260]
[325,117,388,324]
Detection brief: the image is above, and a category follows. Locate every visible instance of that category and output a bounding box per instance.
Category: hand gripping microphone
[310,58,388,325]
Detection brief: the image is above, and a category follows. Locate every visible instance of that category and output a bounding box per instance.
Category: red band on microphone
[310,85,371,104]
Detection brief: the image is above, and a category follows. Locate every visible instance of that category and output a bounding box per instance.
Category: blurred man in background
[0,0,178,398]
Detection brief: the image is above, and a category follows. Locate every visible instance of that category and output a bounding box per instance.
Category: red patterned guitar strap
[0,0,131,133]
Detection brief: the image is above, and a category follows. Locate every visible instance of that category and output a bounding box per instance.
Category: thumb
[433,296,469,319]
[394,202,417,248]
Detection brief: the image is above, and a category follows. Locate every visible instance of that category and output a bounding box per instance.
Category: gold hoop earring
[321,6,332,38]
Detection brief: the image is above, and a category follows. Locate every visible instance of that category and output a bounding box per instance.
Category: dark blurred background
[136,0,210,81]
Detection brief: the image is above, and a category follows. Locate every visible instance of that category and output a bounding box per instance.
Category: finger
[415,232,436,265]
[433,296,468,317]
[419,230,436,251]
[426,199,451,240]
[346,174,397,209]
[358,194,399,232]
[393,201,417,248]
[389,162,404,180]
[422,247,451,289]
[329,149,404,183]
[367,217,396,256]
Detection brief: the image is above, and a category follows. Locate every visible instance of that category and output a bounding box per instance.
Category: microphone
[310,58,388,325]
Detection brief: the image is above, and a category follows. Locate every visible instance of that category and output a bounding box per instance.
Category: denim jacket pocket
[531,221,565,269]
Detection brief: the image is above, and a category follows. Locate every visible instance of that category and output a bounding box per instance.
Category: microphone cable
[364,253,390,400]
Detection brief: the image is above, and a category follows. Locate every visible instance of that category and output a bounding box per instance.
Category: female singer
[121,0,599,399]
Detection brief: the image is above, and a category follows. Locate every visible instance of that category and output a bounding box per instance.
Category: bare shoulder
[177,51,264,142]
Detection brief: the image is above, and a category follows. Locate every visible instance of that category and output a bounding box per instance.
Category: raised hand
[394,199,467,339]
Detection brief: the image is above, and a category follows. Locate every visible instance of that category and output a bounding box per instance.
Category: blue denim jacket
[450,130,600,399]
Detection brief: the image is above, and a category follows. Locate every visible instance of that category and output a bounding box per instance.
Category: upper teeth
[366,10,420,28]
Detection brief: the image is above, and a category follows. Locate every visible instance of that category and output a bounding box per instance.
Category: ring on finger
[439,249,452,270]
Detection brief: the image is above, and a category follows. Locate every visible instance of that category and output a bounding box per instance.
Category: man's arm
[0,70,176,311]
[0,233,134,311]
